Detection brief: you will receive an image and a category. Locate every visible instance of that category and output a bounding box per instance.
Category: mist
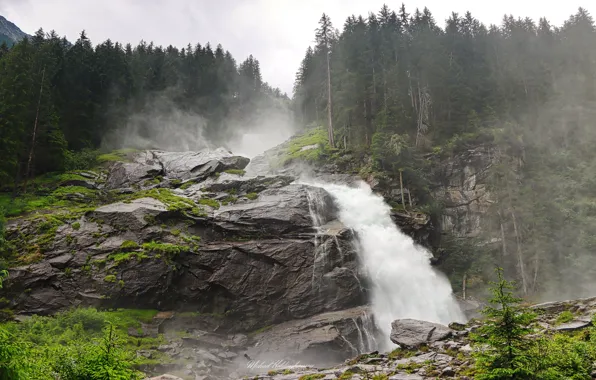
[101,90,297,159]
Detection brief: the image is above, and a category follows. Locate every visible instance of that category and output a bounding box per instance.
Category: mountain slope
[0,15,28,46]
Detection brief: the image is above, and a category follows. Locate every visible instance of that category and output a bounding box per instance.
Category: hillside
[0,15,28,46]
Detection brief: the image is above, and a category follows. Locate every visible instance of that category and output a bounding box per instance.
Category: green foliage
[0,307,158,379]
[96,149,139,164]
[472,268,537,379]
[245,192,258,200]
[120,240,139,250]
[298,374,325,380]
[224,169,246,176]
[556,311,575,325]
[179,181,196,190]
[104,274,116,283]
[71,222,81,230]
[125,188,202,216]
[64,148,100,171]
[279,127,330,165]
[141,241,188,257]
[198,198,220,209]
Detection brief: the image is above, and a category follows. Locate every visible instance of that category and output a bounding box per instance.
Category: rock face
[390,319,453,348]
[3,148,373,365]
[431,145,496,239]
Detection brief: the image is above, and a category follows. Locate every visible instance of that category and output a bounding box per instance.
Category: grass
[198,198,220,209]
[224,169,246,176]
[97,148,139,164]
[245,192,258,200]
[556,310,575,325]
[279,127,330,166]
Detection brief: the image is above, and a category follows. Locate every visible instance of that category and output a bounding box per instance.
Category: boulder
[90,197,169,230]
[246,306,380,367]
[212,184,337,236]
[153,149,249,181]
[105,151,163,189]
[390,319,453,348]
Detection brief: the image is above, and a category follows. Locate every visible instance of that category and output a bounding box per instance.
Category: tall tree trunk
[23,67,45,194]
[326,49,335,148]
[510,209,528,295]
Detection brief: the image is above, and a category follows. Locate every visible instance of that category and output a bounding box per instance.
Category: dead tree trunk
[23,66,45,194]
[326,49,335,148]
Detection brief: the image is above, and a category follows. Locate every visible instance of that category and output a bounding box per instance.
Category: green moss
[221,196,237,205]
[52,186,97,199]
[120,240,139,250]
[556,310,574,325]
[198,198,220,209]
[141,242,188,257]
[279,127,330,166]
[170,179,182,186]
[96,148,139,163]
[224,169,246,176]
[124,188,202,216]
[179,180,196,190]
[245,192,258,200]
[298,375,325,380]
[104,274,117,283]
[171,229,181,236]
[108,251,149,265]
[72,222,81,230]
[143,178,161,186]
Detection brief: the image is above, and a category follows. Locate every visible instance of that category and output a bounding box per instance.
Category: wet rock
[153,149,249,181]
[90,197,169,230]
[145,375,184,380]
[555,320,592,331]
[106,151,163,189]
[390,319,453,348]
[246,306,379,367]
[441,366,455,376]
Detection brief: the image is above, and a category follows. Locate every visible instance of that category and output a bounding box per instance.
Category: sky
[0,0,591,95]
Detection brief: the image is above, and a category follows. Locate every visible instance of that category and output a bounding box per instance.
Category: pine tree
[316,13,336,148]
[473,268,537,379]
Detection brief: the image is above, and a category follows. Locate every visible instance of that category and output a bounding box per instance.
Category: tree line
[294,5,596,299]
[0,29,287,187]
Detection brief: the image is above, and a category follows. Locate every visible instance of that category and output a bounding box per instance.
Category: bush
[64,149,100,171]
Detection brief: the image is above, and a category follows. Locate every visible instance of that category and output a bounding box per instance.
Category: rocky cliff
[1,147,392,378]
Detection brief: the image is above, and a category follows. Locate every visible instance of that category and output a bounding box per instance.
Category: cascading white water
[307,180,465,350]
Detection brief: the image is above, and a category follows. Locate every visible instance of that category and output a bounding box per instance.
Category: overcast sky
[0,0,590,95]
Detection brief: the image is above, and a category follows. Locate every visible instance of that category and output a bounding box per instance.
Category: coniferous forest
[0,29,288,186]
[294,6,596,300]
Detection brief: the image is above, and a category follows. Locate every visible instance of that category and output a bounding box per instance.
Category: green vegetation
[96,149,139,164]
[120,240,139,250]
[198,198,220,209]
[124,188,204,216]
[71,221,81,230]
[104,274,117,283]
[279,127,330,166]
[472,268,537,378]
[245,192,258,200]
[224,169,246,176]
[179,180,196,190]
[298,374,325,380]
[471,268,596,379]
[555,310,574,325]
[0,307,162,379]
[221,196,238,205]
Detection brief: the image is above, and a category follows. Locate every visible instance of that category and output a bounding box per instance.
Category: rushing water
[307,180,465,350]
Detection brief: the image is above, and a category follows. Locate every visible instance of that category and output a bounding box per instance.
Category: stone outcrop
[389,319,453,348]
[431,145,496,239]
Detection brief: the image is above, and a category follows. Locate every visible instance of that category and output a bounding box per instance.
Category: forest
[0,29,288,187]
[293,5,596,301]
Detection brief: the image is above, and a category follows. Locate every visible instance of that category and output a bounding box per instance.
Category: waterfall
[305,180,465,350]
